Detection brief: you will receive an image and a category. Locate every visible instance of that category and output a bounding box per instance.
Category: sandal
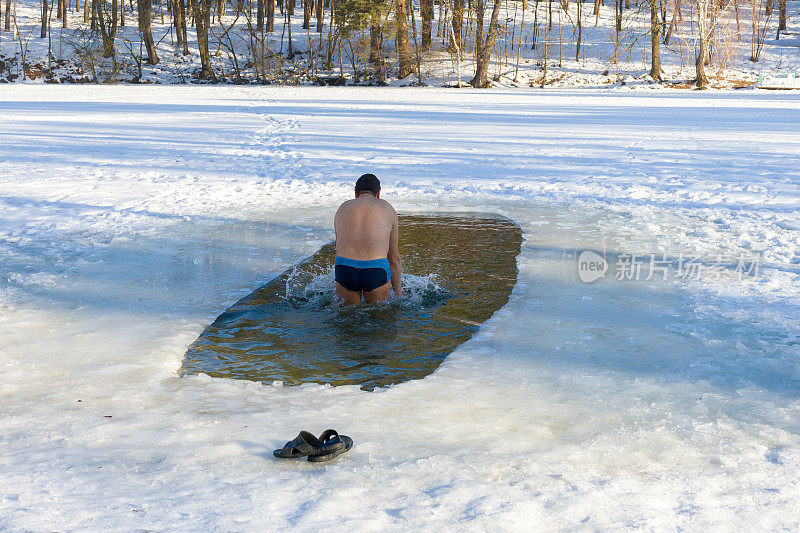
[273,430,322,458]
[307,429,353,462]
[273,429,352,460]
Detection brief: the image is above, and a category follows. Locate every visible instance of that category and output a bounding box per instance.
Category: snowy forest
[0,0,797,86]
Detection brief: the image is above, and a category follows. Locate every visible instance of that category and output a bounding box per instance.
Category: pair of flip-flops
[273,429,353,462]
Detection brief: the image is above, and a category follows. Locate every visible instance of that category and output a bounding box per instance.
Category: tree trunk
[695,35,707,88]
[664,3,675,43]
[314,0,322,31]
[119,0,124,25]
[778,0,785,31]
[179,0,188,53]
[474,0,484,57]
[61,0,67,26]
[649,0,661,80]
[369,8,382,63]
[395,0,412,77]
[575,0,581,61]
[174,0,183,45]
[695,0,708,88]
[256,0,263,29]
[41,0,47,38]
[409,0,422,83]
[302,0,310,28]
[287,4,294,58]
[192,0,214,79]
[420,0,433,51]
[83,0,90,22]
[266,0,274,30]
[137,0,159,64]
[470,0,501,87]
[450,0,463,51]
[95,0,119,56]
[437,0,442,37]
[7,0,14,30]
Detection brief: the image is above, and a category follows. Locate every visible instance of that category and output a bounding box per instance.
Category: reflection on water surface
[181,214,522,390]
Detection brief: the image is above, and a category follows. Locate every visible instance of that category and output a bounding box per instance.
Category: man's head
[355,174,381,198]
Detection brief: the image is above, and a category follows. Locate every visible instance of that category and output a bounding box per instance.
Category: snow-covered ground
[1,85,799,529]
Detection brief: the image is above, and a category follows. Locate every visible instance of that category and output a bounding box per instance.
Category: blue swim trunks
[334,256,391,292]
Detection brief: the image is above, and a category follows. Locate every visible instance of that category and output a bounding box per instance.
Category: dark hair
[355,174,381,196]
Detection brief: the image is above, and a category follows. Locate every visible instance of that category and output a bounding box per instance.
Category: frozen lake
[1,86,799,530]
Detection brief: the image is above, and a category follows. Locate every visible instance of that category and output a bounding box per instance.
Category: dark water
[181,214,522,390]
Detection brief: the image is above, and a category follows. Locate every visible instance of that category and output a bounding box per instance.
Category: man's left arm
[387,212,403,297]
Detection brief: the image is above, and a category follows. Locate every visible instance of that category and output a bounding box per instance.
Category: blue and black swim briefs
[334,256,391,293]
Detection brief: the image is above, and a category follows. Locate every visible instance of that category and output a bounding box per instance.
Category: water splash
[284,264,449,309]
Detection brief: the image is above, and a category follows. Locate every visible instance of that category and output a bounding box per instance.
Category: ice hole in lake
[180,214,523,390]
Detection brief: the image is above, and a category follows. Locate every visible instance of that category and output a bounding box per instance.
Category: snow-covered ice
[1,85,799,529]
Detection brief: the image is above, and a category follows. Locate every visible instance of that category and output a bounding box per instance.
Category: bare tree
[41,0,47,38]
[409,0,422,82]
[470,0,501,87]
[750,0,772,61]
[192,0,215,78]
[450,0,463,51]
[649,0,662,80]
[178,0,189,53]
[474,0,483,59]
[302,0,311,28]
[420,0,433,51]
[513,0,527,80]
[94,0,118,58]
[369,6,382,64]
[314,0,322,30]
[574,0,581,62]
[137,0,159,63]
[664,0,676,44]
[5,0,12,31]
[174,0,183,45]
[695,0,710,88]
[395,0,411,77]
[266,0,274,31]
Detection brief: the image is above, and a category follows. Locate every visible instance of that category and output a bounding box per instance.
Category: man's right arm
[387,211,403,297]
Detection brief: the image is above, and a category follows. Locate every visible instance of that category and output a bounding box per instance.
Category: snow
[1,85,800,529]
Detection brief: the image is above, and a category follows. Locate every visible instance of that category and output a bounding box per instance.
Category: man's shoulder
[377,198,396,214]
[336,199,357,212]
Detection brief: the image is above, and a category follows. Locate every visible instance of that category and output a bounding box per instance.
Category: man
[334,174,403,304]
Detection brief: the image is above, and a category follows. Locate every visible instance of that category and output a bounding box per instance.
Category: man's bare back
[334,174,402,304]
